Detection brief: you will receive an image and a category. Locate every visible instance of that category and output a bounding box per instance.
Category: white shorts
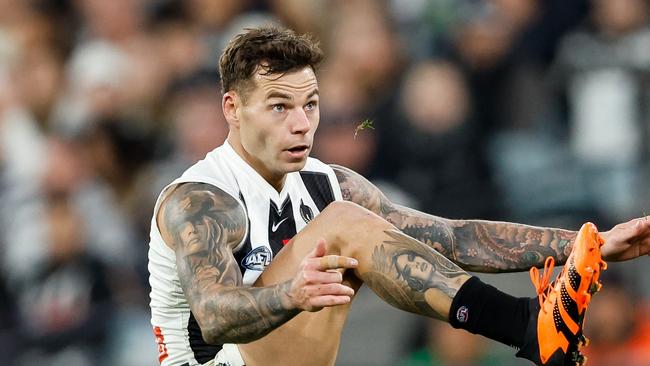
[203,343,245,366]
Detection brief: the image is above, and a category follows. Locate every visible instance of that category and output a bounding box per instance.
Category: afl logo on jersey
[241,246,273,271]
[299,199,314,223]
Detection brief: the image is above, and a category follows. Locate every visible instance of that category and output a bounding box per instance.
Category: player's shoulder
[157,181,248,248]
[161,182,245,220]
[326,164,366,185]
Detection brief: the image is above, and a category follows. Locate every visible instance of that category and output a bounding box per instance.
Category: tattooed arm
[157,183,299,344]
[332,165,575,272]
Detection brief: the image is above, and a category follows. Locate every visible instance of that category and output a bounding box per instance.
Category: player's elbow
[192,312,227,345]
[200,326,226,345]
[199,322,260,345]
[200,325,239,345]
[201,328,259,345]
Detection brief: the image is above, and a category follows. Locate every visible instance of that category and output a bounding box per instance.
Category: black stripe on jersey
[268,198,297,255]
[239,191,248,211]
[269,195,291,216]
[299,171,335,211]
[187,311,221,363]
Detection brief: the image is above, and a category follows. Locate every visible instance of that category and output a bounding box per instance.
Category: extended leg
[238,202,604,366]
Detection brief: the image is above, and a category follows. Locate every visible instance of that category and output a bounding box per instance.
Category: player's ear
[222,91,240,128]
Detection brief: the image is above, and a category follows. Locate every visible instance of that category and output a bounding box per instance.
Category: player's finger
[318,255,358,270]
[301,270,343,284]
[304,283,355,297]
[309,294,353,308]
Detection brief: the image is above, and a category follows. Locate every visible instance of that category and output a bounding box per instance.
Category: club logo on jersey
[299,199,314,223]
[456,305,469,323]
[241,246,273,271]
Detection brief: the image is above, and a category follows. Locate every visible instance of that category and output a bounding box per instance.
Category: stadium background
[1,0,649,365]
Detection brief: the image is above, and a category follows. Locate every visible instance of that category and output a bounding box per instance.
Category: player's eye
[272,104,285,112]
[304,101,317,111]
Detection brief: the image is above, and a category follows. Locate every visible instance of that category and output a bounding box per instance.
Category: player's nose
[290,108,311,134]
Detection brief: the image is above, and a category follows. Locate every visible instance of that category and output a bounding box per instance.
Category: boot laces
[529,256,556,311]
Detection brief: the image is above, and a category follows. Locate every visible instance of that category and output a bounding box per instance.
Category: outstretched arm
[332,165,650,272]
[157,182,356,344]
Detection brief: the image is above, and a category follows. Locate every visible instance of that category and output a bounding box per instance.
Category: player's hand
[287,238,358,312]
[601,216,650,261]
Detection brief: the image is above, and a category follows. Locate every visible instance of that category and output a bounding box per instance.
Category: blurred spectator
[43,135,139,270]
[130,69,228,240]
[375,60,498,218]
[325,0,404,104]
[13,193,113,366]
[268,0,327,36]
[148,9,207,82]
[74,0,144,44]
[13,45,64,127]
[549,0,650,223]
[0,16,50,286]
[459,0,598,226]
[313,58,377,175]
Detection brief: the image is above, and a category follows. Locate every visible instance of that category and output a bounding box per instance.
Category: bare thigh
[238,201,390,366]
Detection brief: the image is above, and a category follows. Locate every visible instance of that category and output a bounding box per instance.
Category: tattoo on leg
[360,229,469,320]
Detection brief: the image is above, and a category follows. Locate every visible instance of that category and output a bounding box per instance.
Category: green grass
[354,119,375,140]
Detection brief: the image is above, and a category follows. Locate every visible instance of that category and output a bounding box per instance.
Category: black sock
[448,276,535,348]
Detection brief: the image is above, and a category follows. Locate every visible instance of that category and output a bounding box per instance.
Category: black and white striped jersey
[148,141,342,366]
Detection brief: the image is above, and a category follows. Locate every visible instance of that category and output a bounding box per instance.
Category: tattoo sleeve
[332,165,576,273]
[158,183,299,344]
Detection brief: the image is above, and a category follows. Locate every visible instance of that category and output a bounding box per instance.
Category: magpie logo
[241,246,272,271]
[299,200,314,223]
[456,305,469,323]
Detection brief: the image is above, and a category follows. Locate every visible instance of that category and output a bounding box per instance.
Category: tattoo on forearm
[160,183,298,344]
[333,164,576,272]
[450,221,575,272]
[360,229,468,320]
[199,281,299,343]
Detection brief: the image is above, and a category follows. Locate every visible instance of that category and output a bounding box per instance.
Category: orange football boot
[517,222,607,365]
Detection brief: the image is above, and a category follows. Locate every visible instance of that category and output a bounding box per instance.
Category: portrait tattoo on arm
[332,164,577,273]
[360,229,469,320]
[159,183,299,344]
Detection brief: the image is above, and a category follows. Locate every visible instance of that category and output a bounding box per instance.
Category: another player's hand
[287,238,358,312]
[601,216,650,261]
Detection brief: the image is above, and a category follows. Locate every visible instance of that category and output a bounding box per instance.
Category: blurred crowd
[1,0,649,365]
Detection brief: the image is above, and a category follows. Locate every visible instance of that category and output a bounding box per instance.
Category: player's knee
[318,201,392,257]
[320,201,377,227]
[320,201,390,241]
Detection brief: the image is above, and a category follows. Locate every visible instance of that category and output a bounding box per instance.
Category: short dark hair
[218,26,324,101]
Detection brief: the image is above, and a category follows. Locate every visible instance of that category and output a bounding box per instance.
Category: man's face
[230,66,320,185]
[177,196,210,250]
[395,252,435,292]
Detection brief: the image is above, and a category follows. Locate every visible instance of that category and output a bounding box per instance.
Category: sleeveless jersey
[148,141,343,366]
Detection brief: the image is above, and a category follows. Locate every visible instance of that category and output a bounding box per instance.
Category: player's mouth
[285,144,310,159]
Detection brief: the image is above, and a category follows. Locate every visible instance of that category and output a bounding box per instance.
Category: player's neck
[227,137,287,192]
